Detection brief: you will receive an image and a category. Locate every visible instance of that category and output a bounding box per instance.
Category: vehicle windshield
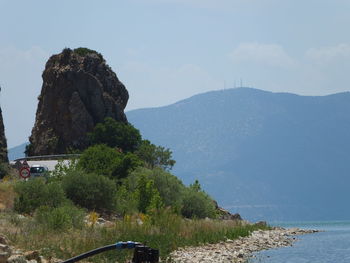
[30,167,45,173]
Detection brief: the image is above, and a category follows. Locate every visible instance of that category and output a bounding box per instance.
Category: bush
[73,47,103,59]
[0,162,9,179]
[14,178,68,214]
[181,185,217,219]
[62,170,117,212]
[78,145,142,179]
[88,117,142,152]
[127,168,185,210]
[111,152,142,180]
[114,185,139,216]
[78,144,123,177]
[35,204,85,231]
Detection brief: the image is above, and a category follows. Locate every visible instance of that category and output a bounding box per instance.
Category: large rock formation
[0,92,8,162]
[28,48,129,156]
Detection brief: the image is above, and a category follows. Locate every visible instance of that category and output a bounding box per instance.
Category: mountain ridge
[127,87,350,221]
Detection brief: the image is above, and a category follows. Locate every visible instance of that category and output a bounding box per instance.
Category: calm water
[249,221,350,263]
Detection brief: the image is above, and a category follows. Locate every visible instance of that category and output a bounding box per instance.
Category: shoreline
[168,227,319,263]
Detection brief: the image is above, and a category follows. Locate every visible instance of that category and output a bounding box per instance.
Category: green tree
[78,144,142,179]
[181,180,216,219]
[112,152,143,180]
[136,174,163,213]
[126,168,185,210]
[88,117,142,152]
[135,140,176,170]
[78,144,123,177]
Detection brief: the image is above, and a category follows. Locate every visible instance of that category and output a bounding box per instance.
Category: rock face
[28,48,129,156]
[0,102,8,163]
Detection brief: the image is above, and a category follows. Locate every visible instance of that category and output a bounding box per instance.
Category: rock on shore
[169,228,319,263]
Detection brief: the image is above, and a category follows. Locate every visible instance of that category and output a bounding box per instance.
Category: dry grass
[0,180,269,262]
[0,208,269,263]
[0,180,16,211]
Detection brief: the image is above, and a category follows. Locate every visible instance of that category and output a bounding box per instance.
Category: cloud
[229,43,296,68]
[306,43,350,64]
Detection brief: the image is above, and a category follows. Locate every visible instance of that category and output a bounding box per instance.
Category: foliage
[35,204,85,231]
[24,143,33,157]
[78,144,142,179]
[62,170,117,212]
[73,47,103,59]
[111,152,143,180]
[14,178,68,214]
[135,140,176,170]
[4,206,269,262]
[50,159,79,181]
[181,180,217,219]
[88,117,142,152]
[0,162,9,179]
[135,174,163,213]
[78,144,123,177]
[114,185,139,216]
[127,167,185,210]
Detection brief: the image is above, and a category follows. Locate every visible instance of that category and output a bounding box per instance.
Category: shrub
[78,145,142,179]
[128,168,185,210]
[181,187,216,219]
[0,162,9,179]
[62,170,117,212]
[88,117,142,152]
[14,178,68,214]
[73,47,103,59]
[35,204,85,231]
[114,185,139,216]
[111,152,142,180]
[135,174,163,213]
[78,144,123,177]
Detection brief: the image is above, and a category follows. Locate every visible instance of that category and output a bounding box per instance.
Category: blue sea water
[249,221,350,263]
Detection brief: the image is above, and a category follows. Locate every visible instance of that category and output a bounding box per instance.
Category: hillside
[127,88,350,221]
[8,142,27,161]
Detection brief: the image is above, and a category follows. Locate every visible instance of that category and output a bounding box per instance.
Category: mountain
[127,88,350,221]
[8,143,27,161]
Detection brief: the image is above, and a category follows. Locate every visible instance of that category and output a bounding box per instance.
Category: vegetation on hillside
[0,117,269,262]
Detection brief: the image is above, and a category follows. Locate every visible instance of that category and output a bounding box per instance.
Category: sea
[249,221,350,263]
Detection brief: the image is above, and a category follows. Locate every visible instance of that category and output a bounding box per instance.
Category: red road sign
[22,160,29,168]
[19,167,30,179]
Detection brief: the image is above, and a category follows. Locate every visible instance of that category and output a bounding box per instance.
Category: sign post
[19,160,30,179]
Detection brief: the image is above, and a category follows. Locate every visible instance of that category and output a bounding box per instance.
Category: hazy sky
[1,0,350,147]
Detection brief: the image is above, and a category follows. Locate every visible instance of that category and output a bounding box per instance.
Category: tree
[78,144,123,177]
[78,144,142,179]
[136,174,163,213]
[181,180,216,219]
[135,140,176,170]
[88,117,142,152]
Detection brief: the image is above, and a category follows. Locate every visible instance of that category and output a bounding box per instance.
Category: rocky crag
[27,48,129,156]
[0,91,8,163]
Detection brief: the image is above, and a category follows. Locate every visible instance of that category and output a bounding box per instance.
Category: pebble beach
[169,227,319,263]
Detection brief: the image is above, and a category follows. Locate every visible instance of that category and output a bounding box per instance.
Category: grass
[0,179,270,262]
[1,208,269,263]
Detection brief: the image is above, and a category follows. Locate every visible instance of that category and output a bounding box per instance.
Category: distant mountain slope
[127,88,350,221]
[8,143,27,161]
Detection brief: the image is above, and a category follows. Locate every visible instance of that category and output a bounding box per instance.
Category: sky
[1,0,350,147]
